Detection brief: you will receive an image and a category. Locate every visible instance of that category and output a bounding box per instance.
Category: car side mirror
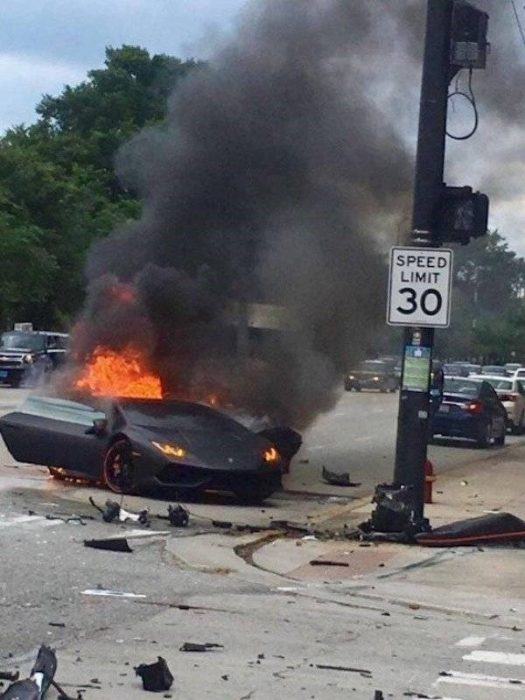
[86,417,108,436]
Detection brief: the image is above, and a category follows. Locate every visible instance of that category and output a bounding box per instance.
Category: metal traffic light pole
[364,0,489,536]
[392,0,454,521]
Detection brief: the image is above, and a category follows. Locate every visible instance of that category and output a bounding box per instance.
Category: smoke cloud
[71,0,419,428]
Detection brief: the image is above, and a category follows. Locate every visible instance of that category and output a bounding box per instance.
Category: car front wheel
[103,439,136,494]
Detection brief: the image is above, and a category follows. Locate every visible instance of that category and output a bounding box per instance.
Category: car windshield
[443,378,480,398]
[482,366,505,375]
[485,378,513,391]
[444,364,468,375]
[358,361,386,372]
[122,401,248,437]
[0,332,45,352]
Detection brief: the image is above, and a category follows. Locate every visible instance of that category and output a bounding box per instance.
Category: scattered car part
[416,512,525,547]
[89,497,149,525]
[167,504,189,527]
[134,657,173,692]
[360,483,430,540]
[315,663,372,677]
[179,642,224,652]
[84,538,133,553]
[309,559,349,567]
[211,519,233,529]
[0,672,19,682]
[322,466,361,487]
[82,589,146,599]
[1,646,57,700]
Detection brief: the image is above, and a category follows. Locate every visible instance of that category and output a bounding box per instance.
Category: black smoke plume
[72,0,416,428]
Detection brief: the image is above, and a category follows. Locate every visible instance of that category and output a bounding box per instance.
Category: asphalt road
[289,388,525,497]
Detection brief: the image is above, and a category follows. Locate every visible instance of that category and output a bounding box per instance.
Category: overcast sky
[0,0,247,131]
[1,0,525,253]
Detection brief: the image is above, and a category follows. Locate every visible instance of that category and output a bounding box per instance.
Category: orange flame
[76,345,162,399]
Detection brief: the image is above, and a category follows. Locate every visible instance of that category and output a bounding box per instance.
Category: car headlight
[23,354,34,364]
[152,441,186,458]
[373,376,380,381]
[349,375,355,380]
[263,447,279,463]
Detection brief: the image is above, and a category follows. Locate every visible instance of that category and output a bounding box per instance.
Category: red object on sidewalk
[424,459,436,504]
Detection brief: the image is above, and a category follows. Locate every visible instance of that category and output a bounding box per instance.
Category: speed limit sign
[387,246,453,328]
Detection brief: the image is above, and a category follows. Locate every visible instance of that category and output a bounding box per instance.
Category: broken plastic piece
[167,504,189,527]
[1,645,57,700]
[0,672,19,682]
[416,512,525,547]
[134,657,174,692]
[322,466,360,487]
[179,642,224,652]
[84,538,133,553]
[0,679,40,700]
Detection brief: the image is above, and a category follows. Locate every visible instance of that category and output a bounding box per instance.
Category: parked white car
[471,374,525,434]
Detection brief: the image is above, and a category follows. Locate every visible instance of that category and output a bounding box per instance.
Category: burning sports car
[0,395,292,502]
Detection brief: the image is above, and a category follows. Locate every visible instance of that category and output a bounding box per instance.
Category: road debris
[211,519,233,529]
[1,645,58,700]
[179,642,224,652]
[0,672,19,682]
[309,560,350,567]
[315,663,372,678]
[322,466,361,487]
[134,657,173,692]
[84,537,134,553]
[167,504,189,527]
[82,589,146,599]
[89,497,149,525]
[44,515,89,525]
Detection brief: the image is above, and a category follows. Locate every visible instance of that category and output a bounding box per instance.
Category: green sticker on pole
[402,346,431,392]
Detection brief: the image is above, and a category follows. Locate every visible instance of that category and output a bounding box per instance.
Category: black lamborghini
[0,396,291,502]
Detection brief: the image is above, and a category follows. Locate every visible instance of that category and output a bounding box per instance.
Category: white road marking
[455,636,486,648]
[354,436,372,442]
[308,445,327,451]
[463,650,525,666]
[436,670,525,689]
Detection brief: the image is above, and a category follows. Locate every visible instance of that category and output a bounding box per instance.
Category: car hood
[130,424,273,471]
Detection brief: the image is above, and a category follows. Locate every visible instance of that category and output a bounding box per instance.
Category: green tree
[0,46,200,329]
[435,232,525,361]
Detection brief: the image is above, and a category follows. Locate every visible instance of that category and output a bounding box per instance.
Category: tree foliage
[435,232,525,362]
[0,46,200,329]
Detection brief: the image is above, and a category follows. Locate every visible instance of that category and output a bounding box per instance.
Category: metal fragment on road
[81,589,146,599]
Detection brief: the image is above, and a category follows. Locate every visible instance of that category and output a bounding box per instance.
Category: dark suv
[0,330,69,387]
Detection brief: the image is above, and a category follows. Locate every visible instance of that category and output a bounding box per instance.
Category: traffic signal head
[435,185,489,245]
[451,1,489,70]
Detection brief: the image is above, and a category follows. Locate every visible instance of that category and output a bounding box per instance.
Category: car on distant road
[430,376,507,448]
[0,395,294,503]
[344,360,398,393]
[443,362,470,377]
[470,374,525,434]
[481,365,507,377]
[0,329,68,386]
[505,362,522,375]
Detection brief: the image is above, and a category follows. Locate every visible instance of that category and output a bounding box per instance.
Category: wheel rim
[104,443,134,493]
